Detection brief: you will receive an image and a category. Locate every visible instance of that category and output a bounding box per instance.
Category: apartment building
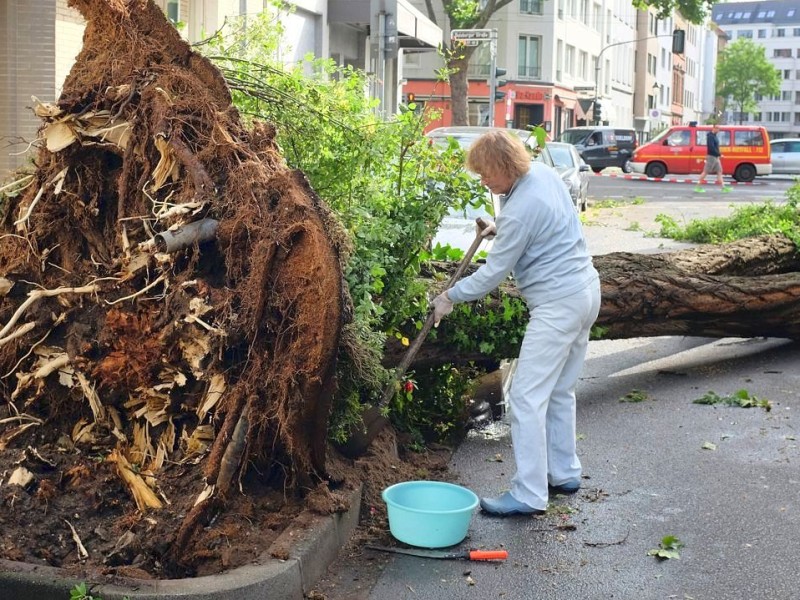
[403,0,717,141]
[0,0,441,178]
[713,0,800,138]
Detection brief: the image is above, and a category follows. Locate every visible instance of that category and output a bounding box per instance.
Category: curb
[0,484,362,600]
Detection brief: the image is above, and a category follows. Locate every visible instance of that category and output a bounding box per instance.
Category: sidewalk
[360,336,800,600]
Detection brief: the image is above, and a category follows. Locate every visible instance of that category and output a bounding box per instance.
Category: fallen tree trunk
[382,234,800,367]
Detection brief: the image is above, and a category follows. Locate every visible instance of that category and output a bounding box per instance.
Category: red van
[629,124,772,182]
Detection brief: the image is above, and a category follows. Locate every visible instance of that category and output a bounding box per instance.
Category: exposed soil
[0,0,374,583]
[0,421,452,584]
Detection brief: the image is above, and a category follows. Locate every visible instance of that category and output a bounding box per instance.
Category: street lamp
[593,31,684,126]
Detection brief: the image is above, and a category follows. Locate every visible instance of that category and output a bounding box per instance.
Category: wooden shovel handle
[377,217,490,409]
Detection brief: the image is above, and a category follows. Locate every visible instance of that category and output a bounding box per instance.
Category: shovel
[366,544,508,561]
[335,217,490,458]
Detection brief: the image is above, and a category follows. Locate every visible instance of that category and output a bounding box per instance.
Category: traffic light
[672,29,685,54]
[493,67,507,101]
[495,79,508,101]
[594,101,602,123]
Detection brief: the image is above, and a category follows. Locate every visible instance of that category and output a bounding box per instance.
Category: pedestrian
[698,124,725,185]
[430,130,601,516]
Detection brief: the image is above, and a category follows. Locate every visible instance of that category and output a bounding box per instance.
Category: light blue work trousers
[508,276,601,510]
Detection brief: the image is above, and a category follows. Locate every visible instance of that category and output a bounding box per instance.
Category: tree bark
[383,234,800,366]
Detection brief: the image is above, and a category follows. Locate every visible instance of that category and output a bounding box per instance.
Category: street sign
[463,40,480,46]
[451,29,494,41]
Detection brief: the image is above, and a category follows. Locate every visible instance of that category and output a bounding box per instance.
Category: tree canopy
[716,38,781,123]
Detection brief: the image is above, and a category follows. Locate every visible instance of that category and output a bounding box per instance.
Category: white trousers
[508,277,601,510]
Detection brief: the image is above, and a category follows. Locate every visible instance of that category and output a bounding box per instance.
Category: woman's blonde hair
[466,130,532,180]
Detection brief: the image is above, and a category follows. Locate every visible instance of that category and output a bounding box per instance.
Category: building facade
[0,0,440,178]
[713,0,800,139]
[403,0,718,142]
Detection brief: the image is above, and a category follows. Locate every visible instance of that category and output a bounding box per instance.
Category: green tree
[421,0,719,126]
[716,38,781,124]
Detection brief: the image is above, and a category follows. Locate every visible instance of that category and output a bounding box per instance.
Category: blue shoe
[479,492,545,516]
[548,479,581,495]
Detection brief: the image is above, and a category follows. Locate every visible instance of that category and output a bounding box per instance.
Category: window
[565,45,575,76]
[777,28,786,37]
[734,11,742,18]
[520,0,543,15]
[790,9,797,17]
[775,48,792,57]
[166,0,179,23]
[757,11,766,18]
[758,29,767,38]
[785,69,792,79]
[783,91,793,101]
[735,130,766,145]
[667,130,691,147]
[518,35,541,79]
[579,50,588,79]
[698,130,731,146]
[738,30,753,38]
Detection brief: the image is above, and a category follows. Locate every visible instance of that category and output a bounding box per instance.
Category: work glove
[476,219,496,240]
[431,291,454,327]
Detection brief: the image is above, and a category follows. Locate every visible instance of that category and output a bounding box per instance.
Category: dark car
[557,126,638,173]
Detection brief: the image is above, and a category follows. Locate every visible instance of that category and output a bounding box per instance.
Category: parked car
[426,126,547,253]
[629,124,772,182]
[556,126,638,173]
[769,138,800,175]
[545,141,590,212]
[426,126,540,154]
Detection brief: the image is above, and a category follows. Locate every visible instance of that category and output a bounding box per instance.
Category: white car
[545,141,590,212]
[769,138,800,175]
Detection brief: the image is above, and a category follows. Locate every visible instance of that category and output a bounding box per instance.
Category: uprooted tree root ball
[0,0,357,577]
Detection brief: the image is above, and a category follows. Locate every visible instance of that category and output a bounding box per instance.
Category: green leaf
[648,535,684,560]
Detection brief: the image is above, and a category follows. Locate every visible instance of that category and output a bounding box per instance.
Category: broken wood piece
[108,448,163,511]
[64,519,89,560]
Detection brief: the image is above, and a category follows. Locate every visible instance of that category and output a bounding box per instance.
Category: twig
[13,185,44,228]
[0,174,33,194]
[0,322,37,349]
[64,519,89,560]
[105,274,166,305]
[583,529,630,547]
[0,284,100,340]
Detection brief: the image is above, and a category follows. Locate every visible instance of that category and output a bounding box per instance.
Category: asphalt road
[588,171,796,204]
[312,191,800,600]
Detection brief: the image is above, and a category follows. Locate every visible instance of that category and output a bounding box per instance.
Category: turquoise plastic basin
[381,481,479,548]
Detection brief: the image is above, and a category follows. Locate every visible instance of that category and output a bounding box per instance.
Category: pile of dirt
[0,421,451,583]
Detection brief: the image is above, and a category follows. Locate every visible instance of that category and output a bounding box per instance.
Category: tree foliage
[716,38,781,123]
